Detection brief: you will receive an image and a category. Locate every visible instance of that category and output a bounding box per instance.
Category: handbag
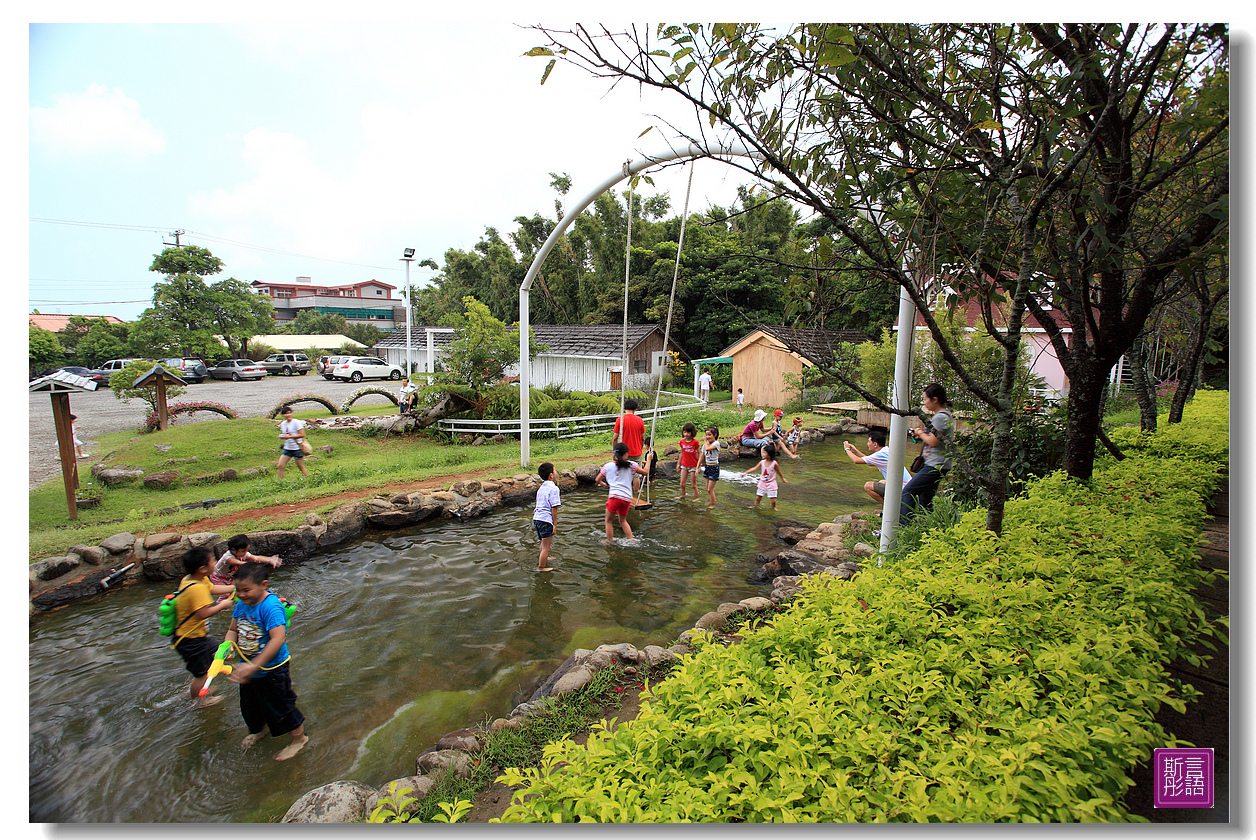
[298,437,313,456]
[910,451,926,473]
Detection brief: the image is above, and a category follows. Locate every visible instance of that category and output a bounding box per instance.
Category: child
[397,377,418,414]
[702,426,722,508]
[211,535,282,602]
[735,389,744,409]
[784,417,804,459]
[276,406,309,480]
[225,562,309,761]
[640,436,659,488]
[677,423,700,500]
[533,462,560,572]
[70,414,85,459]
[171,546,237,708]
[767,409,798,458]
[596,442,648,541]
[742,443,789,510]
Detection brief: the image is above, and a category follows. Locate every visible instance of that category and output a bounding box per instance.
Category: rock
[154,444,172,452]
[471,435,487,446]
[435,728,482,754]
[365,777,435,821]
[490,717,521,732]
[574,463,602,484]
[144,532,183,550]
[775,524,815,545]
[96,467,144,487]
[367,498,393,511]
[775,548,836,576]
[217,468,238,482]
[715,602,743,618]
[415,749,474,780]
[642,644,678,667]
[304,513,325,528]
[551,664,596,696]
[100,533,136,556]
[492,434,508,444]
[500,484,538,507]
[283,780,378,823]
[479,481,502,493]
[693,611,727,632]
[509,699,548,719]
[457,433,474,445]
[852,542,877,558]
[186,532,226,558]
[667,644,691,657]
[389,492,410,505]
[320,444,333,454]
[430,491,458,503]
[718,448,737,463]
[218,452,233,459]
[245,528,318,560]
[452,494,501,520]
[319,501,368,548]
[161,456,198,466]
[663,444,679,456]
[513,474,535,483]
[68,544,105,565]
[556,475,579,493]
[738,596,774,611]
[31,556,81,581]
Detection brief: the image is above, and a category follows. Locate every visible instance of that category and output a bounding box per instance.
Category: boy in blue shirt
[226,562,308,761]
[533,462,560,573]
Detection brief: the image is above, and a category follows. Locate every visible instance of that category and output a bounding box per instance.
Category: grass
[30,403,836,563]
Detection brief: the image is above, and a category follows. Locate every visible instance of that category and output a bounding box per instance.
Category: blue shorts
[534,520,554,539]
[704,464,720,481]
[279,446,304,459]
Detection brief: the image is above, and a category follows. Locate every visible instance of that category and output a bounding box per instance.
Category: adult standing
[612,398,647,497]
[697,368,712,402]
[276,406,309,480]
[843,428,911,503]
[899,383,955,526]
[739,409,772,449]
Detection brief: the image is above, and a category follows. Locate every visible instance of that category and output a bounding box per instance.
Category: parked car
[207,359,267,381]
[159,357,210,384]
[87,358,152,386]
[316,356,331,375]
[331,356,404,383]
[261,353,312,376]
[321,355,346,380]
[30,365,93,383]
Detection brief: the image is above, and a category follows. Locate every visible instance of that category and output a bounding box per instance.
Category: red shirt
[678,437,700,468]
[613,412,645,457]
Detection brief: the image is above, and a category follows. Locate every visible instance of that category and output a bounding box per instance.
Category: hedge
[496,392,1228,823]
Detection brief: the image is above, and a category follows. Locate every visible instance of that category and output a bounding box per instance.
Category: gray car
[159,357,210,384]
[261,353,312,376]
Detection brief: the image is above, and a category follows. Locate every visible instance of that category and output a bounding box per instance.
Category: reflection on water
[29,436,879,822]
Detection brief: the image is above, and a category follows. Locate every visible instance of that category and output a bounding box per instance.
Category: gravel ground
[29,373,404,490]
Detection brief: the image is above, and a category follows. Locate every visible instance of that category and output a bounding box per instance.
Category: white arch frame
[517,142,760,467]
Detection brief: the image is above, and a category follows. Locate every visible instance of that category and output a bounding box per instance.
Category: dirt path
[175,465,518,534]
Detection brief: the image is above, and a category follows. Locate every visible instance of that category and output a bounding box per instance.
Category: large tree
[529,23,1228,533]
[145,245,274,357]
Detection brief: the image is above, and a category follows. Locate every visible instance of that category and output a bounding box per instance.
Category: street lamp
[401,248,415,376]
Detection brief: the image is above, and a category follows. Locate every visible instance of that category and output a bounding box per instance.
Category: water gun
[99,563,134,590]
[157,591,181,636]
[198,641,233,696]
[277,594,296,624]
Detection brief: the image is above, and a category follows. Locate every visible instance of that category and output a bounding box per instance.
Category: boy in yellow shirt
[172,546,236,708]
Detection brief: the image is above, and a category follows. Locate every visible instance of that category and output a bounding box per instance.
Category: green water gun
[198,642,233,697]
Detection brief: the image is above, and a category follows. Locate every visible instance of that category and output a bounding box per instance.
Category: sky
[24,19,771,324]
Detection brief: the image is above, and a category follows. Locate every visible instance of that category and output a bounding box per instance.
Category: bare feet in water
[195,694,223,709]
[275,734,309,761]
[241,732,265,749]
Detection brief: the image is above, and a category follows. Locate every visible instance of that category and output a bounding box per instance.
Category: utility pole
[163,230,185,247]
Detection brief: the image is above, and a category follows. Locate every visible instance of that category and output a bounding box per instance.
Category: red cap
[773,409,783,416]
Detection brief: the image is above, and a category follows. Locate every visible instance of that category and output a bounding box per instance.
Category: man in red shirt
[612,399,647,497]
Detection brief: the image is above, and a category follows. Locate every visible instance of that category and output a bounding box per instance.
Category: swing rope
[640,163,697,507]
[619,180,633,417]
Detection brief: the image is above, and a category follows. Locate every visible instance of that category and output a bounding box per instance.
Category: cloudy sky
[25,19,773,323]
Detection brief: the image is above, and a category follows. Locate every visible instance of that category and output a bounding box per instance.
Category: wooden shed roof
[722,326,871,366]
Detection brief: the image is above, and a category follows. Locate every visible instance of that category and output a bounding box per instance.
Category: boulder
[139,534,191,581]
[471,435,488,446]
[246,528,318,560]
[435,728,483,754]
[154,444,172,453]
[491,434,508,444]
[304,513,325,528]
[642,644,678,667]
[452,494,502,520]
[217,469,238,482]
[500,484,538,507]
[143,471,180,490]
[31,556,81,582]
[693,611,727,632]
[318,501,368,548]
[555,475,579,493]
[775,548,835,576]
[852,542,877,558]
[100,532,136,556]
[144,532,183,550]
[365,777,436,821]
[738,596,774,611]
[366,507,431,529]
[68,544,105,566]
[429,491,458,503]
[415,749,474,780]
[320,444,334,454]
[96,467,144,487]
[574,463,602,484]
[715,602,743,618]
[283,780,378,823]
[490,717,522,732]
[551,664,596,696]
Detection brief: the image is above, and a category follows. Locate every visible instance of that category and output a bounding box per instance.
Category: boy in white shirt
[532,463,561,572]
[843,428,912,503]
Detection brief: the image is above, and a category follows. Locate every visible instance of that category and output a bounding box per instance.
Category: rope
[620,188,632,416]
[645,163,697,494]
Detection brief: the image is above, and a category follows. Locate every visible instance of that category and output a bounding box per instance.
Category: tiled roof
[729,326,872,365]
[29,314,125,332]
[376,324,689,360]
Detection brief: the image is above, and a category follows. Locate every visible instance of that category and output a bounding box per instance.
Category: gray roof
[376,323,688,360]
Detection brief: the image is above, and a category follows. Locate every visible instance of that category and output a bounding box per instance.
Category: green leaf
[540,58,556,86]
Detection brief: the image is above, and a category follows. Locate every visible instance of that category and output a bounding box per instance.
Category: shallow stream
[29,436,878,822]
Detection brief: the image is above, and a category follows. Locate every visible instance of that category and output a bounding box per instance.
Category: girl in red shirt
[677,422,700,500]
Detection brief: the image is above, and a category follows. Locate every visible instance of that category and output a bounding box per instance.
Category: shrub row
[496,394,1227,822]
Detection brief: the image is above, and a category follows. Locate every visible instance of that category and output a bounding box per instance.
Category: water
[29,437,880,822]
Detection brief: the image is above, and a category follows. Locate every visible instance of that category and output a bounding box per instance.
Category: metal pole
[401,254,414,376]
[879,255,918,553]
[516,142,762,467]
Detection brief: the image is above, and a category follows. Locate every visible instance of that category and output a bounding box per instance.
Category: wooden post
[50,392,79,520]
[155,379,169,431]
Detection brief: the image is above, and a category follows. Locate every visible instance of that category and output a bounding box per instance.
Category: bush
[497,395,1227,822]
[947,402,1069,506]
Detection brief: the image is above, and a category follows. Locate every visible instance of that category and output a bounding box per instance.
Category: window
[634,359,648,373]
[276,290,292,298]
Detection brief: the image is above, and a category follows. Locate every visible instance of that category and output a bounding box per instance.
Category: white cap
[753,409,767,422]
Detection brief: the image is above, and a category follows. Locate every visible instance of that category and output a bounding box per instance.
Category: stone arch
[339,387,400,414]
[268,395,339,419]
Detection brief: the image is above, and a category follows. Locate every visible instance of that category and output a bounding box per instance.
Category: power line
[29,299,149,305]
[30,216,404,272]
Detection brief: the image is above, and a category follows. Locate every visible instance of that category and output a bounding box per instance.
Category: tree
[75,319,130,367]
[109,359,186,417]
[29,324,64,375]
[437,296,525,393]
[528,23,1228,534]
[145,246,273,357]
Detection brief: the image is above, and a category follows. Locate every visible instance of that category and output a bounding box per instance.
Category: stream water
[29,436,879,822]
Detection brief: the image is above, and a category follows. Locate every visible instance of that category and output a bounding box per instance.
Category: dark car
[30,365,94,383]
[159,357,210,384]
[207,359,267,381]
[87,358,152,386]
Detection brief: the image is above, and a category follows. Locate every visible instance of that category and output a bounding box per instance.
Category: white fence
[435,392,706,440]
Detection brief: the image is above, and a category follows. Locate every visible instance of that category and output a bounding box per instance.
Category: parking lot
[29,373,407,489]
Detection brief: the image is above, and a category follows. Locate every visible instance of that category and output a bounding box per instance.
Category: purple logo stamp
[1154,748,1214,808]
